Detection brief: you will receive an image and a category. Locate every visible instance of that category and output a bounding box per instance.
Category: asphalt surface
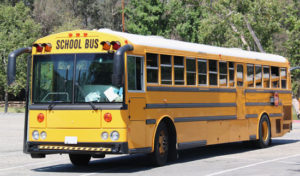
[0,113,300,176]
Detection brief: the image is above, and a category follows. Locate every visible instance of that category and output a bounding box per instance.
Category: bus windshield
[32,53,123,103]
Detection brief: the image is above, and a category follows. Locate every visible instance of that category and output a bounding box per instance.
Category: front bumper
[26,142,129,155]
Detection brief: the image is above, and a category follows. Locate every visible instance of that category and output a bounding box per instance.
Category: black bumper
[25,142,129,155]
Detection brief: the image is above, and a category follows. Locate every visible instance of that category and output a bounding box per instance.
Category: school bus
[7,29,292,166]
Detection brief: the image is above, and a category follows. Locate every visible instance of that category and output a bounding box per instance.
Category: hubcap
[262,121,269,142]
[158,130,168,155]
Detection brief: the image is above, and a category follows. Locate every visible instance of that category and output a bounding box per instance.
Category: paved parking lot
[0,113,300,176]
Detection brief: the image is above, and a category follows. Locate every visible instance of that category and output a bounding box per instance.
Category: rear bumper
[25,142,129,155]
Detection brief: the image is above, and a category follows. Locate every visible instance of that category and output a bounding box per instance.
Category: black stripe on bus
[246,114,258,118]
[29,104,127,110]
[174,115,237,123]
[146,103,236,109]
[269,113,282,117]
[245,102,282,106]
[178,140,207,150]
[147,86,236,93]
[146,119,156,125]
[245,89,292,94]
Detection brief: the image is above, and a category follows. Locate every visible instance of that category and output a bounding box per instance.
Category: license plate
[64,136,78,144]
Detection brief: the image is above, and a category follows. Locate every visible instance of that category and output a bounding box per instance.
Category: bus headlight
[40,131,47,140]
[101,132,108,140]
[32,130,39,140]
[110,131,119,141]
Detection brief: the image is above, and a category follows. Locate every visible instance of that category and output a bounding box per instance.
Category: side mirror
[112,44,133,87]
[7,47,32,85]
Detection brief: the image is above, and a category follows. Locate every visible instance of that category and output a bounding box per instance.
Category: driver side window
[127,56,144,91]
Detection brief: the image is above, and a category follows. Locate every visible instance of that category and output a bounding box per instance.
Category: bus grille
[283,105,292,120]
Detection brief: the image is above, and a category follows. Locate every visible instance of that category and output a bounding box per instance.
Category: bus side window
[271,66,279,88]
[255,65,262,88]
[209,60,218,86]
[198,59,207,85]
[263,66,270,88]
[161,55,172,85]
[219,61,227,87]
[237,64,244,87]
[247,64,254,88]
[146,53,158,84]
[281,68,287,89]
[174,56,184,85]
[128,56,144,91]
[186,58,196,85]
[229,62,235,87]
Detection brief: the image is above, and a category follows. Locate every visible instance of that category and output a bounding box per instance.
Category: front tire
[151,123,169,166]
[257,115,271,148]
[69,154,91,166]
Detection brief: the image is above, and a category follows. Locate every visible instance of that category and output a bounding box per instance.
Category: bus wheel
[151,122,169,166]
[69,154,91,166]
[257,115,271,148]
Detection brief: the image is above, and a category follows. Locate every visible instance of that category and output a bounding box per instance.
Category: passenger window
[219,61,227,87]
[229,62,235,87]
[255,65,262,88]
[160,55,172,85]
[128,56,144,91]
[263,66,270,88]
[146,53,158,83]
[271,66,279,88]
[237,64,244,87]
[281,68,287,89]
[186,58,196,85]
[247,64,254,87]
[198,59,207,85]
[174,56,184,85]
[209,60,218,86]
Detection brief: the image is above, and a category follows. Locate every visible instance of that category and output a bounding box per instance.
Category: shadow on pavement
[33,139,299,174]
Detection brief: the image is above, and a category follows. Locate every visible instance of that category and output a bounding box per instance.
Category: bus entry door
[128,97,146,149]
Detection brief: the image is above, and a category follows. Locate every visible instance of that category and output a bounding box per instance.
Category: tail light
[37,113,45,123]
[104,112,112,122]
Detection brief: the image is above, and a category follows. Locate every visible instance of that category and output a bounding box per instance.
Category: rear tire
[256,115,271,148]
[151,123,169,166]
[69,154,91,166]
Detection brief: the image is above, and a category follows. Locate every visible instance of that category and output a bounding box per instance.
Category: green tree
[0,2,41,111]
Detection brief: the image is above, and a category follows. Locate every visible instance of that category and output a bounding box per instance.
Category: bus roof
[98,29,287,63]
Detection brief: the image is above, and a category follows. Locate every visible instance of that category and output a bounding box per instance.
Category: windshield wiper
[88,101,98,110]
[75,82,98,110]
[48,101,57,110]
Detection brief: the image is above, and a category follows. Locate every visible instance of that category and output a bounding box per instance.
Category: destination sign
[56,39,99,50]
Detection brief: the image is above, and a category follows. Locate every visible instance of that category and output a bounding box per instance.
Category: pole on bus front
[122,0,125,32]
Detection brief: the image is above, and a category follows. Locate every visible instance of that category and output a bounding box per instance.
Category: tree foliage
[0,2,41,100]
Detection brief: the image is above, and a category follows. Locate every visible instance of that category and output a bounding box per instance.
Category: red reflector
[33,44,43,52]
[125,40,128,44]
[69,33,73,37]
[101,41,111,50]
[111,41,121,50]
[37,113,45,123]
[84,33,88,37]
[76,33,80,37]
[104,113,112,122]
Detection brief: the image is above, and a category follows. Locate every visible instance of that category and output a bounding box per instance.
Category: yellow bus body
[26,29,292,157]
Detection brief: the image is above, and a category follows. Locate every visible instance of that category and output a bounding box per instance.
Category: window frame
[127,55,145,92]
